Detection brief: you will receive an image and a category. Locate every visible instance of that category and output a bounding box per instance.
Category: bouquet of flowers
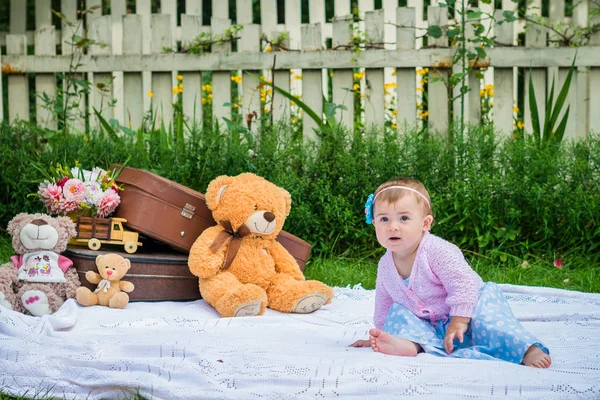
[34,162,123,218]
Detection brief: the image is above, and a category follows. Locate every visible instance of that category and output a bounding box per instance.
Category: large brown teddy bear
[76,253,134,309]
[188,173,333,317]
[0,213,80,316]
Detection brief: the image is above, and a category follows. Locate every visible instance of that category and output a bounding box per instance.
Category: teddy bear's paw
[234,301,263,317]
[0,291,14,310]
[21,290,52,316]
[293,294,328,314]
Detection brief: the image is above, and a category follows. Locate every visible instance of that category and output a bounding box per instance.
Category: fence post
[7,35,29,122]
[332,15,354,131]
[301,23,323,142]
[9,0,26,34]
[396,7,416,130]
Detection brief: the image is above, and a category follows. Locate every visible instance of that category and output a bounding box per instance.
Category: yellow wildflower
[485,84,494,91]
[517,121,525,129]
[416,87,424,92]
[418,110,429,118]
[391,123,397,129]
[392,109,397,117]
[489,102,494,107]
[353,83,360,91]
[233,104,239,109]
[208,93,213,99]
[384,82,397,90]
[292,117,298,123]
[513,106,519,113]
[293,75,302,80]
[265,45,272,52]
[201,98,207,105]
[391,70,396,76]
[424,68,429,73]
[417,69,425,75]
[489,90,494,96]
[480,89,485,96]
[260,97,266,102]
[177,75,183,81]
[231,75,243,83]
[147,91,154,98]
[417,103,422,109]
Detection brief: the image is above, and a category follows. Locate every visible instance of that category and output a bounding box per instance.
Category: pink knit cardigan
[374,232,484,329]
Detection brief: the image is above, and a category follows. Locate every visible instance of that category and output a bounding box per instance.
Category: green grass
[304,251,599,294]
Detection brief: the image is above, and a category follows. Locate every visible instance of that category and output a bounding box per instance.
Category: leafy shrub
[1,120,598,265]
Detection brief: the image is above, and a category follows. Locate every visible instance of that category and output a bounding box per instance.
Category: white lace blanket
[1,284,599,399]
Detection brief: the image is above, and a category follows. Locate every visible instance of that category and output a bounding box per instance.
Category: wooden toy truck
[71,216,142,254]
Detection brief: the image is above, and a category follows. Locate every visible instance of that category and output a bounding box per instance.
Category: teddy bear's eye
[105,266,109,269]
[112,267,116,270]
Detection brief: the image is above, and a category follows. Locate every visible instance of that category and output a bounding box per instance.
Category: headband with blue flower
[364,186,430,225]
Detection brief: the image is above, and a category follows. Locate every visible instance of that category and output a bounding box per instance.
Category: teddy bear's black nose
[263,212,275,222]
[31,219,47,226]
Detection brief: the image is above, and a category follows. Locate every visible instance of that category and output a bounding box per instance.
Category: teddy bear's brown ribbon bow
[209,220,252,270]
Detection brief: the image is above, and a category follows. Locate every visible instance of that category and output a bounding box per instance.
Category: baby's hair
[373,177,433,216]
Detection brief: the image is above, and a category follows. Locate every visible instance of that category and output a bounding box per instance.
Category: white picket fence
[1,0,600,140]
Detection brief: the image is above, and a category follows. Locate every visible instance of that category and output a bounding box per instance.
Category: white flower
[84,181,104,205]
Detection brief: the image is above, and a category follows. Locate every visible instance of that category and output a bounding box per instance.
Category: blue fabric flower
[364,193,375,224]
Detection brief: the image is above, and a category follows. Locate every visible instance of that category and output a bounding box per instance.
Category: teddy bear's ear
[96,255,102,264]
[56,215,77,240]
[205,175,235,209]
[124,257,131,271]
[7,213,31,235]
[280,188,292,216]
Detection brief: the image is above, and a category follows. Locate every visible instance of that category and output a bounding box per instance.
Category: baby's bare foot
[369,328,420,357]
[522,345,552,368]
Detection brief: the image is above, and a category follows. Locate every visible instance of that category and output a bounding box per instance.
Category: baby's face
[372,194,432,256]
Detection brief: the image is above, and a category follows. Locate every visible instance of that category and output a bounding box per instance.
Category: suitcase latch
[181,203,196,219]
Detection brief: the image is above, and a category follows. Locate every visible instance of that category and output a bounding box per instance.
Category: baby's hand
[444,316,471,354]
[349,339,370,348]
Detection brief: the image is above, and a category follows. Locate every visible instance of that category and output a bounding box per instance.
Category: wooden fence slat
[590,13,600,133]
[212,0,228,19]
[427,6,448,135]
[151,13,175,128]
[364,9,385,129]
[396,7,416,130]
[236,0,253,24]
[87,0,103,24]
[239,24,262,131]
[261,0,278,40]
[60,0,86,132]
[0,53,3,121]
[122,14,145,130]
[111,0,127,127]
[35,0,52,28]
[301,23,323,142]
[88,16,114,126]
[332,16,354,131]
[10,0,26,34]
[186,0,202,16]
[35,25,57,130]
[334,0,351,18]
[211,17,232,124]
[524,0,546,134]
[181,14,209,126]
[7,35,29,122]
[493,9,515,135]
[272,31,291,121]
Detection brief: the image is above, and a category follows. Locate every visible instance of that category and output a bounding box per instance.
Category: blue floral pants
[383,282,549,363]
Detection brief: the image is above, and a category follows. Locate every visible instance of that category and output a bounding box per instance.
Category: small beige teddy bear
[75,253,134,309]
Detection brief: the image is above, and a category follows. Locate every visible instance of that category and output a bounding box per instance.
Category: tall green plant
[528,55,576,148]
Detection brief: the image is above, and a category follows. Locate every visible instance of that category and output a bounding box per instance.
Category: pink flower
[554,258,564,268]
[38,183,62,205]
[62,179,86,202]
[96,190,121,217]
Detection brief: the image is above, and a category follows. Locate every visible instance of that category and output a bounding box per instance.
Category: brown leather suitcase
[112,166,311,271]
[65,245,200,301]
